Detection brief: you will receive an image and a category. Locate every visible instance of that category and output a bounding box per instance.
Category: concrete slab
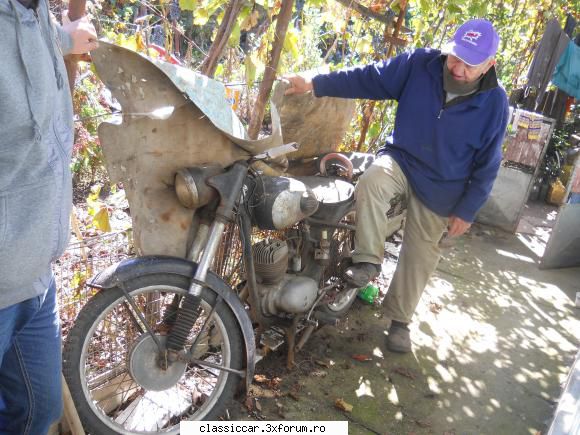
[230,211,580,435]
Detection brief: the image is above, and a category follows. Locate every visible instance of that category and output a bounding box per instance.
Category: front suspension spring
[166,293,201,352]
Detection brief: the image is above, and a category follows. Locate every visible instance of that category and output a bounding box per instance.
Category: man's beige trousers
[353,155,448,323]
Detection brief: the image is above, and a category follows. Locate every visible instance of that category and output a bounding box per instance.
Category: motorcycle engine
[252,239,318,316]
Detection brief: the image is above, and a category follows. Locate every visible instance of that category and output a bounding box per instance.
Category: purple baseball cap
[442,19,500,66]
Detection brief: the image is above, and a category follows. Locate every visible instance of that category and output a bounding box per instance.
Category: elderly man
[0,0,96,432]
[285,19,509,353]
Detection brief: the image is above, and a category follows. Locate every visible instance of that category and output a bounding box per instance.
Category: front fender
[89,255,255,391]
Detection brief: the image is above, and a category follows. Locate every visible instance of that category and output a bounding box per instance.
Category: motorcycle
[62,142,405,433]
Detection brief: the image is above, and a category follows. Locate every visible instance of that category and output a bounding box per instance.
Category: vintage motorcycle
[62,145,404,434]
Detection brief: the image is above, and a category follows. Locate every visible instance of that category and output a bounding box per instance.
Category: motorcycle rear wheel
[63,273,244,434]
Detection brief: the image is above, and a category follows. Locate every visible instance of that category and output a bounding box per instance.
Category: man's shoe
[386,324,412,353]
[344,262,381,288]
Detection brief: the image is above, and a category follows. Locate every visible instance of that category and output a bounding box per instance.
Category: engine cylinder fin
[252,239,288,284]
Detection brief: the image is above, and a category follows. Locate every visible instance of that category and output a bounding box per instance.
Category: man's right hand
[283,74,313,95]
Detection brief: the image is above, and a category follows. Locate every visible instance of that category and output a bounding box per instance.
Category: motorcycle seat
[294,176,355,222]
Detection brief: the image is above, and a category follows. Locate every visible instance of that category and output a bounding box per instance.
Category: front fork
[165,161,250,361]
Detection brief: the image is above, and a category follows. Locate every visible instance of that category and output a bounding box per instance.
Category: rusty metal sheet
[271,82,356,161]
[92,42,355,256]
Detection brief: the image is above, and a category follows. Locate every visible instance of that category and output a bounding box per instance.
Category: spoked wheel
[318,212,359,318]
[63,274,244,435]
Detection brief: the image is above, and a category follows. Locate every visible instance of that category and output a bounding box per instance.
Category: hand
[283,74,313,95]
[447,215,471,237]
[62,16,98,54]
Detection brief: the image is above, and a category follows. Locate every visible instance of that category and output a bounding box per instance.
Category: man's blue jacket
[312,48,509,223]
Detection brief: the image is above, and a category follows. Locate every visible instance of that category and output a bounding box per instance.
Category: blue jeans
[0,278,63,435]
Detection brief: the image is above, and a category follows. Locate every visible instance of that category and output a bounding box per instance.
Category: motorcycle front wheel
[63,273,244,435]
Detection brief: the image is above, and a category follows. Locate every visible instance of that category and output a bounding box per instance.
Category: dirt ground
[228,202,580,435]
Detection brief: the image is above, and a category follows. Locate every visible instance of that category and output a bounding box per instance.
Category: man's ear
[483,58,496,74]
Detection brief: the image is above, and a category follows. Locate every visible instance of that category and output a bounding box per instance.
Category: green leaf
[179,0,197,11]
[283,28,300,59]
[447,3,463,15]
[93,207,112,232]
[245,54,257,88]
[193,7,210,25]
[354,35,372,55]
[214,63,224,78]
[228,21,241,47]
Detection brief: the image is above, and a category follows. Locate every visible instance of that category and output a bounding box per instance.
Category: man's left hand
[63,16,98,54]
[447,215,471,237]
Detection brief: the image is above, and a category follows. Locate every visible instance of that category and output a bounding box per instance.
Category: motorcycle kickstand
[285,316,301,369]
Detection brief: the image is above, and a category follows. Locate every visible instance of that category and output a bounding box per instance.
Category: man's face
[446,54,495,83]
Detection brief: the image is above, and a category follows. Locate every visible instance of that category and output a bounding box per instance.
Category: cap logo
[461,30,482,46]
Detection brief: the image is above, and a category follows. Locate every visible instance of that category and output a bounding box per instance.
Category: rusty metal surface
[92,42,355,257]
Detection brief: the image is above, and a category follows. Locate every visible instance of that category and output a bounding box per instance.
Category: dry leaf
[429,302,443,314]
[352,354,372,362]
[392,366,416,380]
[268,377,282,390]
[335,398,353,412]
[315,360,330,368]
[254,374,267,383]
[415,419,432,428]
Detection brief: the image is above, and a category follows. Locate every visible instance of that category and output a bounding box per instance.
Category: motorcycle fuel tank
[250,176,319,230]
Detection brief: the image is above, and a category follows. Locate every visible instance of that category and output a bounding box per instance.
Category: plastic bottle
[357,284,379,304]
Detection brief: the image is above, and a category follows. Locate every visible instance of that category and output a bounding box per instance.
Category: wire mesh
[54,221,283,339]
[53,230,134,338]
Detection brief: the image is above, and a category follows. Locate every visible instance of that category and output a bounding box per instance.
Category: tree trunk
[63,0,87,97]
[200,0,244,77]
[356,0,407,152]
[247,0,294,140]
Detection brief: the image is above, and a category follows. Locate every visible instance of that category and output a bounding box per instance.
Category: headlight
[174,166,223,209]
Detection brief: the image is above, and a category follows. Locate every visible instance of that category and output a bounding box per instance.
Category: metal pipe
[188,220,226,297]
[187,222,210,262]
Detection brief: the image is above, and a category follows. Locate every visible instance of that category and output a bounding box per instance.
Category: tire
[63,273,244,434]
[317,212,359,318]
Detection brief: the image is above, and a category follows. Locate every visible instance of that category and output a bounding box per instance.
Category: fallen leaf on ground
[429,302,443,314]
[315,360,330,368]
[415,419,432,428]
[334,398,353,412]
[352,354,372,362]
[254,374,267,383]
[392,366,416,380]
[268,377,282,389]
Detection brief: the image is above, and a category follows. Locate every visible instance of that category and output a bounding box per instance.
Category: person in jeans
[284,19,509,353]
[0,0,97,432]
